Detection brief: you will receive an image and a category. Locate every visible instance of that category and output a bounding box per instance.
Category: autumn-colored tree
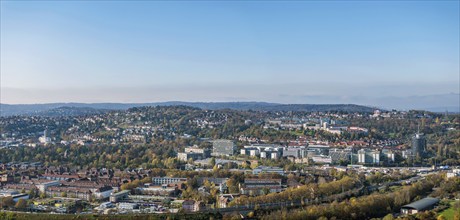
[1,197,14,208]
[437,215,447,220]
[14,199,27,210]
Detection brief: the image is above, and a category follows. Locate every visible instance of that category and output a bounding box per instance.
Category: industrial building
[401,197,439,215]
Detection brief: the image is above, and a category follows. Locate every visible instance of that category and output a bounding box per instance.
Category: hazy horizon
[1,91,459,112]
[1,1,459,109]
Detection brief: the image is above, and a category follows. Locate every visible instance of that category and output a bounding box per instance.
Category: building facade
[252,166,284,175]
[358,149,381,164]
[412,133,426,158]
[212,140,236,157]
[152,177,187,185]
[240,178,283,196]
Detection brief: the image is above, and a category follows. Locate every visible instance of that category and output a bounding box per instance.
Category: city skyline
[1,1,459,110]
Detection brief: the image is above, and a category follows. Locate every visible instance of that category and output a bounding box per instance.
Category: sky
[1,1,459,110]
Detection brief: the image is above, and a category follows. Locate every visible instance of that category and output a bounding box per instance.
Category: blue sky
[1,1,459,109]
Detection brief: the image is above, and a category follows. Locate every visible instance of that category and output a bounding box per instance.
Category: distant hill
[152,102,377,112]
[34,106,111,117]
[0,102,377,117]
[251,104,377,112]
[0,103,137,116]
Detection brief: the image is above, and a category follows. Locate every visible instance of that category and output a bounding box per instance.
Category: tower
[39,129,51,144]
[412,132,426,159]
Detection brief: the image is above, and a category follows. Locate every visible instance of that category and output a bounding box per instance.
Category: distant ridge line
[0,102,378,117]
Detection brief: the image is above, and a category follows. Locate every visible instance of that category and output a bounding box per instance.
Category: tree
[226,178,240,194]
[14,199,27,210]
[262,187,270,195]
[437,215,446,220]
[242,161,250,169]
[1,197,14,208]
[39,192,46,199]
[213,164,220,172]
[203,179,212,189]
[454,210,460,220]
[210,157,216,167]
[28,189,38,199]
[383,214,394,220]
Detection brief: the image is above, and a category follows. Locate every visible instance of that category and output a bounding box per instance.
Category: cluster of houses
[0,167,125,201]
[0,163,285,213]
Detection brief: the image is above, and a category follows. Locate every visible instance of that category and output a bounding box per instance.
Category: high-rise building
[283,146,307,159]
[38,129,51,144]
[371,151,380,164]
[357,149,381,164]
[412,133,426,158]
[358,149,366,164]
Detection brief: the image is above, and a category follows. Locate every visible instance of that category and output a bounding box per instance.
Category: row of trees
[120,177,151,191]
[0,142,185,170]
[0,197,28,210]
[229,175,361,207]
[256,174,446,220]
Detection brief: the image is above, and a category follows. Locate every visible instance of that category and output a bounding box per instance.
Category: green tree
[28,189,37,199]
[437,215,446,220]
[39,192,46,199]
[383,214,394,220]
[262,187,270,195]
[210,157,216,167]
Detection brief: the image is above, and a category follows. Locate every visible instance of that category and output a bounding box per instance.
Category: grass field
[439,200,459,220]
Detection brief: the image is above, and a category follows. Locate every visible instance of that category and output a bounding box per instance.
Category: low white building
[152,177,187,185]
[447,169,460,179]
[0,190,19,197]
[312,155,332,164]
[37,181,60,193]
[93,186,114,199]
[110,190,130,203]
[252,166,284,175]
[118,202,139,210]
[99,202,114,209]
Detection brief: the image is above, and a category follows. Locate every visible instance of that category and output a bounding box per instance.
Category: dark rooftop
[402,197,440,211]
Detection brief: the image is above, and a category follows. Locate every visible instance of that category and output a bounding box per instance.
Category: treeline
[229,176,361,207]
[0,142,183,170]
[256,174,446,220]
[431,176,460,198]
